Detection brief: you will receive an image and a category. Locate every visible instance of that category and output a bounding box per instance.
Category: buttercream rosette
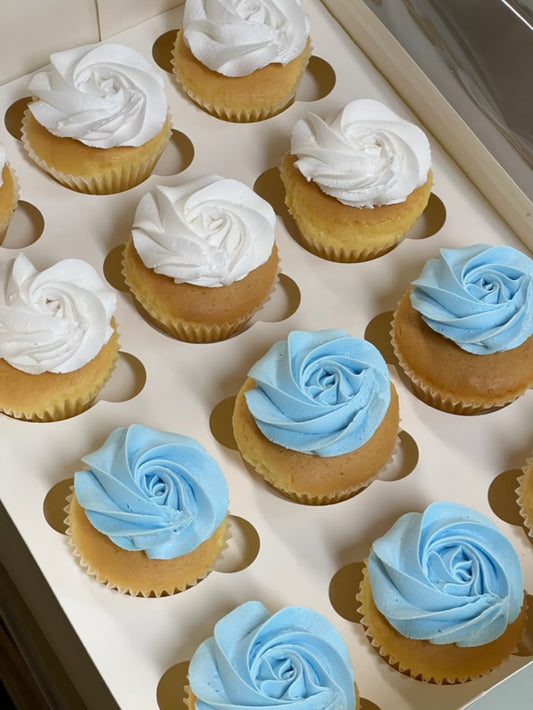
[122,175,280,342]
[21,42,171,193]
[357,501,527,683]
[0,253,118,421]
[172,0,312,121]
[186,601,359,710]
[233,329,400,503]
[65,425,229,596]
[391,243,533,413]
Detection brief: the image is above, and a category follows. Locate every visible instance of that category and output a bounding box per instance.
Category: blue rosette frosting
[74,425,229,560]
[367,501,524,647]
[244,329,391,457]
[188,601,356,710]
[410,244,533,354]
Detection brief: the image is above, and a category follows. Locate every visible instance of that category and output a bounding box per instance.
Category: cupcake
[21,42,171,194]
[391,244,533,414]
[122,175,279,342]
[279,99,432,261]
[516,459,533,537]
[66,424,229,596]
[0,144,19,244]
[186,601,359,710]
[357,501,527,683]
[172,0,311,122]
[0,253,118,421]
[232,329,399,504]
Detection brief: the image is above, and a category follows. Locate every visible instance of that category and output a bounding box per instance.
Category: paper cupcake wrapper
[21,111,171,194]
[294,224,400,263]
[171,37,310,123]
[122,249,281,343]
[64,492,231,597]
[390,307,524,414]
[0,162,20,244]
[516,458,533,538]
[0,335,119,422]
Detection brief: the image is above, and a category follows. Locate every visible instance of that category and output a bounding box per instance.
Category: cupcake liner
[171,32,311,123]
[357,565,526,684]
[21,110,171,194]
[122,244,281,343]
[516,459,533,537]
[296,225,399,263]
[0,162,20,244]
[390,307,523,414]
[64,491,231,597]
[0,328,119,422]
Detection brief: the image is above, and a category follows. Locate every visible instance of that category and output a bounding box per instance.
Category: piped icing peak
[410,243,533,354]
[183,0,310,77]
[74,425,229,560]
[0,253,116,375]
[188,601,356,710]
[245,329,391,457]
[132,176,276,287]
[27,42,168,148]
[291,98,431,208]
[367,501,524,647]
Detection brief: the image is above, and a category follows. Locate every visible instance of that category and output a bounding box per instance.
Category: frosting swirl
[291,99,431,208]
[27,42,168,148]
[367,501,524,647]
[183,0,310,77]
[0,253,116,375]
[245,329,391,457]
[410,244,533,354]
[132,176,276,287]
[74,425,229,559]
[188,601,356,710]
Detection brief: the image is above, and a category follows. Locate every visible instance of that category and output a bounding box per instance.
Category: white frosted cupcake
[0,253,118,421]
[0,143,19,244]
[172,0,312,122]
[122,175,279,342]
[280,99,432,261]
[21,42,171,193]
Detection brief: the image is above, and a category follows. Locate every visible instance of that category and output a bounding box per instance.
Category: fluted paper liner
[357,563,527,684]
[296,226,399,263]
[516,458,533,538]
[0,162,19,244]
[390,304,525,414]
[64,490,231,597]
[21,109,172,194]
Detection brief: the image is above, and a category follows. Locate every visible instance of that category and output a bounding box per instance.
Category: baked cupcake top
[182,0,310,76]
[0,253,116,374]
[244,329,392,457]
[410,244,533,354]
[74,425,229,560]
[131,176,276,287]
[367,501,524,647]
[188,600,356,710]
[27,42,168,148]
[290,98,431,208]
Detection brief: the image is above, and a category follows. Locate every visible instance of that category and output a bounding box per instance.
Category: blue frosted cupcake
[391,244,533,413]
[66,424,229,596]
[358,501,527,683]
[232,329,399,504]
[186,601,359,710]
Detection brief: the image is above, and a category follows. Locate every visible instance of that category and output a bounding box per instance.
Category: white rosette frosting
[183,0,310,76]
[0,253,116,374]
[291,99,431,208]
[27,42,168,148]
[132,176,276,287]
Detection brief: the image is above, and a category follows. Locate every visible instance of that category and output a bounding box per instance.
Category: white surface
[1,2,532,709]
